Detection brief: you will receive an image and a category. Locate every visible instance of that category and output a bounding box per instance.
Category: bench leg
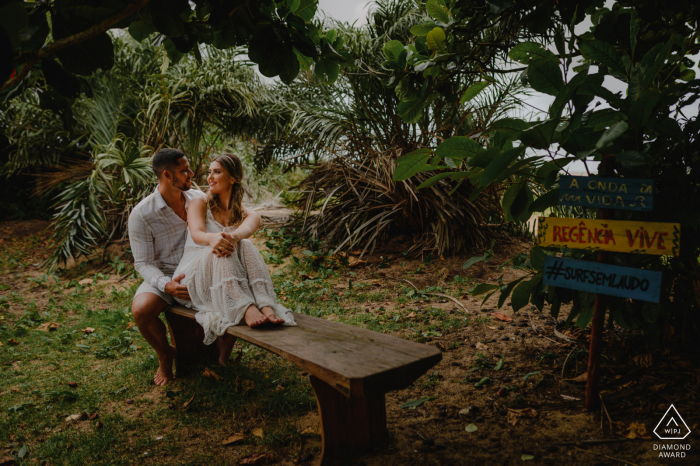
[164,310,220,377]
[310,376,388,465]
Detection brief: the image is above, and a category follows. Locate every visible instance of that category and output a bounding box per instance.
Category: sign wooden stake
[585,155,614,412]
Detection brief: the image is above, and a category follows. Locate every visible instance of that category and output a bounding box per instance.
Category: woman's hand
[208,232,238,257]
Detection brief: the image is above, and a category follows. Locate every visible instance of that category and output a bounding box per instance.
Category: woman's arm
[231,208,261,241]
[187,198,236,254]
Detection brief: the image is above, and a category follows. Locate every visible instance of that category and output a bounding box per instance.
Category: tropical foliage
[2,37,277,268]
[391,0,700,339]
[255,0,531,257]
[0,0,348,105]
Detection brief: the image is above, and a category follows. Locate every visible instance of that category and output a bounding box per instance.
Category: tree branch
[2,0,152,92]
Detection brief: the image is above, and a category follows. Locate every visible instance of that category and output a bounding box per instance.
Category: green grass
[0,232,477,464]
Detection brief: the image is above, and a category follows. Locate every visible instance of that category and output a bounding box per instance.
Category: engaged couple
[128,149,296,386]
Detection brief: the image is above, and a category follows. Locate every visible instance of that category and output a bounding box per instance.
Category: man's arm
[128,209,171,293]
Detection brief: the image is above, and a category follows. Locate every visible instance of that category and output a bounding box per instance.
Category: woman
[173,154,296,366]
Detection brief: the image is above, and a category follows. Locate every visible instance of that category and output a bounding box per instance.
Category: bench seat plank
[168,305,441,397]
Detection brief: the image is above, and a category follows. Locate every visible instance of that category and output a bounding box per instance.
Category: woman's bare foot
[154,345,176,386]
[260,306,284,324]
[215,333,237,366]
[245,304,269,327]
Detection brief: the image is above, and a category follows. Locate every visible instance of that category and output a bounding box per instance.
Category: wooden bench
[165,305,442,466]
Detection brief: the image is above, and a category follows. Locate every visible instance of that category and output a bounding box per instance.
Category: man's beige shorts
[134,281,174,305]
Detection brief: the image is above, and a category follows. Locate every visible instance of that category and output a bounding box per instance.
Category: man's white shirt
[128,187,206,293]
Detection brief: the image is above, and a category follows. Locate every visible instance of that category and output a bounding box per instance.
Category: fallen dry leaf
[0,342,3,347]
[475,342,488,351]
[222,433,249,446]
[300,426,319,436]
[348,256,367,268]
[183,391,196,409]
[625,422,652,439]
[300,274,315,280]
[486,325,498,330]
[232,351,244,365]
[633,353,653,367]
[239,453,274,465]
[565,372,588,383]
[10,388,20,393]
[202,367,223,381]
[252,428,264,439]
[78,278,93,286]
[492,312,513,322]
[406,312,416,319]
[240,379,255,394]
[7,339,18,346]
[126,322,136,330]
[82,327,95,334]
[0,456,15,465]
[507,407,538,426]
[37,322,60,332]
[65,413,86,423]
[68,382,78,388]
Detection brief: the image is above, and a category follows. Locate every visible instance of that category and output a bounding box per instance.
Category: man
[128,148,233,386]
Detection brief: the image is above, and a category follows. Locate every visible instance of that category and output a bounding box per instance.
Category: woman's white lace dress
[173,210,296,344]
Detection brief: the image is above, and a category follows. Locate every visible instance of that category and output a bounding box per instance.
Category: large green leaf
[511,275,543,312]
[579,40,627,77]
[549,70,588,119]
[278,47,301,85]
[460,81,489,103]
[529,188,559,213]
[616,150,652,171]
[426,0,451,24]
[529,247,546,272]
[394,148,432,181]
[55,31,114,76]
[314,58,339,83]
[595,121,628,149]
[471,283,500,296]
[489,118,533,137]
[398,97,426,123]
[426,27,446,53]
[0,1,28,48]
[519,119,559,149]
[128,18,157,42]
[527,57,563,95]
[41,59,81,98]
[410,22,437,36]
[628,90,659,131]
[249,28,283,77]
[508,41,556,64]
[383,40,405,62]
[498,276,526,308]
[416,172,453,189]
[477,146,525,189]
[509,183,530,219]
[435,136,483,159]
[294,0,319,21]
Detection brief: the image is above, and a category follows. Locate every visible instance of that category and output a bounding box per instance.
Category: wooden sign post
[538,163,678,411]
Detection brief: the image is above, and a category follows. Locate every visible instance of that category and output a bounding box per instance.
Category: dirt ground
[1,217,699,466]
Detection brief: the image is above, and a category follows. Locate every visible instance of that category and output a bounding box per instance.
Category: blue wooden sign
[559,175,654,212]
[543,256,662,303]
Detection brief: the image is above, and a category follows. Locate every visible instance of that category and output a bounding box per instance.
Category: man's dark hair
[152,148,185,178]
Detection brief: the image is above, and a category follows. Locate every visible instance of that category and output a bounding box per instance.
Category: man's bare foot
[215,333,237,366]
[245,305,269,328]
[260,306,284,324]
[154,346,176,386]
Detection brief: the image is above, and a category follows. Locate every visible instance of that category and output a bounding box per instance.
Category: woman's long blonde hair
[207,153,246,226]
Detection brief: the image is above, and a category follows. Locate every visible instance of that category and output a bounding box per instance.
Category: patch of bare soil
[0,219,51,238]
[278,238,699,466]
